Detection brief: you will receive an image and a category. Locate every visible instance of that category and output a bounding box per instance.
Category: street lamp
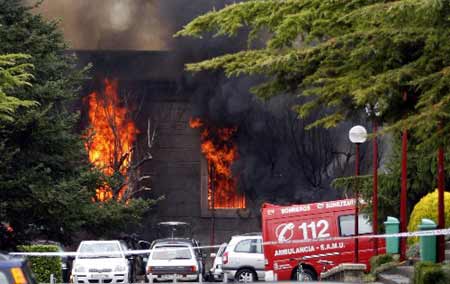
[349,125,368,263]
[366,103,381,256]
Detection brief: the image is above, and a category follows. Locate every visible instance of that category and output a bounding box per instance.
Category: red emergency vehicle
[262,199,385,280]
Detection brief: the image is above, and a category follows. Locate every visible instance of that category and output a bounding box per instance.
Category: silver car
[209,243,227,281]
[221,233,264,282]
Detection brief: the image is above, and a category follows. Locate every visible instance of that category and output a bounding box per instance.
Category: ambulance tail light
[222,252,228,264]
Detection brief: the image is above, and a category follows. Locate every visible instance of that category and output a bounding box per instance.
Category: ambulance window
[339,214,373,236]
[235,239,252,253]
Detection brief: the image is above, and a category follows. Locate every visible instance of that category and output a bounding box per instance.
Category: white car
[146,239,202,282]
[221,233,265,282]
[71,240,130,284]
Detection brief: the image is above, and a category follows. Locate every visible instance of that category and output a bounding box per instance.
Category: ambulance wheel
[235,268,256,282]
[293,267,316,281]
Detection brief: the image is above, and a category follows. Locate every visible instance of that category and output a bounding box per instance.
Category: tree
[176,0,450,143]
[83,81,178,201]
[176,0,450,237]
[0,53,37,121]
[0,0,154,248]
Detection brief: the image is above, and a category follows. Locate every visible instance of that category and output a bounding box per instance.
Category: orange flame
[189,118,245,209]
[84,79,138,201]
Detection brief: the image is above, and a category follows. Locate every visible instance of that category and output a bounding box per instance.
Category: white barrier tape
[9,227,450,257]
[260,228,450,248]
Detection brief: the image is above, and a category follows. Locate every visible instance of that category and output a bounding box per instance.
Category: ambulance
[262,199,385,281]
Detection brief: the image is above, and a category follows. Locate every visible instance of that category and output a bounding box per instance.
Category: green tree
[176,0,450,225]
[0,0,154,248]
[176,0,450,141]
[0,53,37,121]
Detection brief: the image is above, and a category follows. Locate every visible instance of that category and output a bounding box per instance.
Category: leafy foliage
[18,244,62,283]
[407,189,450,244]
[414,262,450,284]
[0,0,155,248]
[0,53,37,121]
[332,130,450,230]
[176,0,450,144]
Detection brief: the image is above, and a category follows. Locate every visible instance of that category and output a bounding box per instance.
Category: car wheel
[293,267,316,281]
[235,268,256,283]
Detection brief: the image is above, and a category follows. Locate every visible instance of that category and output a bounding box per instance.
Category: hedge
[407,189,450,244]
[18,244,62,283]
[414,262,450,284]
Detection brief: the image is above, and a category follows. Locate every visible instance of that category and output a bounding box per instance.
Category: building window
[207,161,246,209]
[201,157,247,217]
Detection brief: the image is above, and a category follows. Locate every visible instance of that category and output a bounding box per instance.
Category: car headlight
[74,265,86,273]
[115,265,127,272]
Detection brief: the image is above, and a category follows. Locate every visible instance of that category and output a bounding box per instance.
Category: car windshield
[151,245,192,260]
[78,242,123,258]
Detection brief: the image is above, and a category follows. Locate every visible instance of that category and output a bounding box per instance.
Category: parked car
[221,233,264,282]
[0,254,37,284]
[145,238,205,282]
[208,242,227,281]
[71,240,131,284]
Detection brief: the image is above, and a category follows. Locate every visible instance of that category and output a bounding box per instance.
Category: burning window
[84,79,138,201]
[190,118,246,209]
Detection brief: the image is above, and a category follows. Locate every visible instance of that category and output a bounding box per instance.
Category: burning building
[35,0,363,246]
[72,49,259,245]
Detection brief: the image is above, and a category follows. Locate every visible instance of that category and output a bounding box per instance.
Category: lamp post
[437,122,445,262]
[349,125,368,263]
[366,103,381,256]
[400,91,408,261]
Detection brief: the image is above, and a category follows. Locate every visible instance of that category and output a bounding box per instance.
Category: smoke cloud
[29,0,170,50]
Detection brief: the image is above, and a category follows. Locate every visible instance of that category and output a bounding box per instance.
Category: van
[262,198,385,281]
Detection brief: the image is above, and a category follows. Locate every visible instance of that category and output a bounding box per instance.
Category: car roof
[151,238,198,246]
[0,257,26,268]
[79,240,121,244]
[232,232,262,238]
[152,238,198,244]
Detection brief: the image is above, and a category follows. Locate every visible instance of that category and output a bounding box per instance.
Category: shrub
[406,243,420,259]
[407,189,450,244]
[413,262,450,284]
[422,267,446,284]
[370,254,394,273]
[18,244,62,283]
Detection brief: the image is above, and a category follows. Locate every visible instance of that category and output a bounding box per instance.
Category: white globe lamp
[349,125,368,144]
